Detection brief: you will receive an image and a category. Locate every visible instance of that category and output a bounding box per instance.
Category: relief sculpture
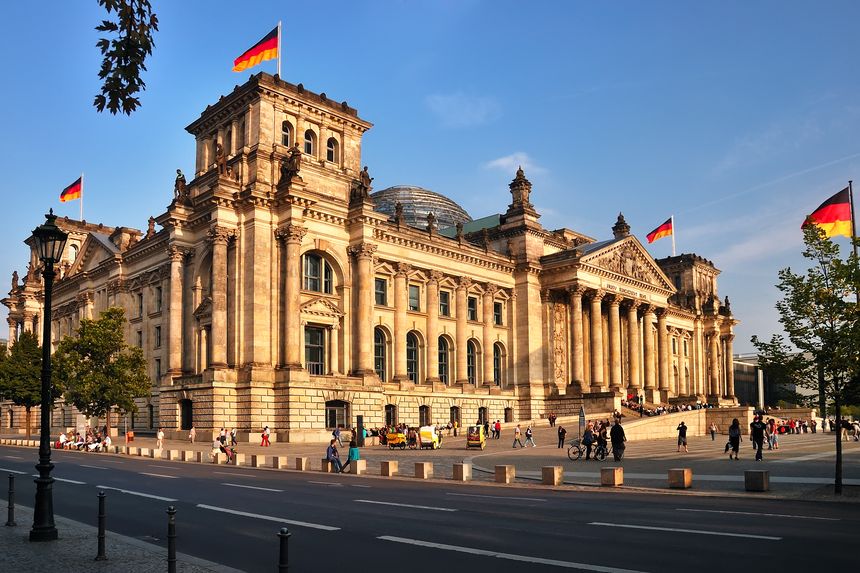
[552,302,567,385]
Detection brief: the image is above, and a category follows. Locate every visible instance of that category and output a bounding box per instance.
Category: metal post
[95,491,106,560]
[278,527,291,572]
[5,474,16,527]
[167,505,176,573]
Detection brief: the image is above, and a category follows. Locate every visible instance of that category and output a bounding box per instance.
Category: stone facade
[2,73,738,442]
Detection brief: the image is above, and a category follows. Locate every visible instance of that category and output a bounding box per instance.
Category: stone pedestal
[381,461,398,477]
[668,468,692,489]
[233,453,246,466]
[453,463,472,482]
[195,452,206,463]
[600,467,623,487]
[271,456,288,469]
[495,465,515,484]
[295,457,309,471]
[414,462,433,479]
[182,450,195,462]
[542,466,563,486]
[168,450,181,461]
[744,470,769,492]
[213,453,227,464]
[350,459,367,475]
[321,459,334,473]
[251,454,267,468]
[139,447,150,457]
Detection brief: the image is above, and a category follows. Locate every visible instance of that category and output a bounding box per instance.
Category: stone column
[455,277,471,384]
[208,226,231,368]
[425,271,442,384]
[393,262,411,382]
[693,317,704,396]
[642,305,656,398]
[482,284,497,385]
[568,286,586,393]
[679,343,688,396]
[7,318,16,346]
[626,301,640,394]
[347,242,376,375]
[588,289,605,392]
[608,294,622,392]
[724,334,735,398]
[329,324,339,375]
[167,246,185,375]
[709,329,720,398]
[657,309,670,396]
[277,224,307,368]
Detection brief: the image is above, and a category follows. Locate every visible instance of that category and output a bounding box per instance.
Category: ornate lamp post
[29,209,67,542]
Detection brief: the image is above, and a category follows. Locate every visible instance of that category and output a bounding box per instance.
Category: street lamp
[29,209,67,542]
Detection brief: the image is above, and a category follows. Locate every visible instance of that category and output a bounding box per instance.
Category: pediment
[581,237,674,291]
[300,296,344,319]
[66,235,118,277]
[193,296,212,320]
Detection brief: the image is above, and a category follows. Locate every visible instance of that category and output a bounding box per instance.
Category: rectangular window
[303,255,321,292]
[467,296,478,321]
[155,286,163,313]
[683,340,688,356]
[375,278,387,306]
[305,326,325,375]
[154,325,162,349]
[136,330,143,348]
[439,291,450,317]
[137,293,144,317]
[155,358,162,380]
[408,285,420,311]
[493,301,503,325]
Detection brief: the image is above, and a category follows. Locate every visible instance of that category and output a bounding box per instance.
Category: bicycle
[567,438,585,461]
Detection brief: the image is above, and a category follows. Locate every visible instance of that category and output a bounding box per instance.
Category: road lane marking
[221,483,283,493]
[151,465,177,470]
[99,460,124,464]
[377,536,648,572]
[3,455,23,459]
[80,464,109,470]
[1,468,27,474]
[588,522,781,541]
[196,504,340,531]
[307,481,343,487]
[214,471,257,478]
[677,508,839,521]
[140,472,179,479]
[355,500,456,512]
[96,485,177,502]
[32,474,87,485]
[351,484,371,488]
[447,492,546,502]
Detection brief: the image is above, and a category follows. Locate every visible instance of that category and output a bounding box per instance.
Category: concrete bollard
[453,463,472,482]
[181,451,195,462]
[381,461,398,477]
[150,449,161,459]
[29,440,38,447]
[542,466,564,486]
[168,450,181,461]
[214,453,227,464]
[320,459,335,473]
[414,462,433,479]
[128,447,140,456]
[195,452,207,463]
[744,470,770,492]
[233,453,246,466]
[272,456,288,470]
[600,467,624,487]
[295,457,309,471]
[350,459,367,475]
[495,465,515,484]
[139,448,151,458]
[668,468,692,489]
[251,454,267,468]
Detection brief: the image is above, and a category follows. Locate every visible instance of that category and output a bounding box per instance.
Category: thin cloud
[710,224,800,270]
[713,118,822,174]
[483,152,546,175]
[425,92,501,128]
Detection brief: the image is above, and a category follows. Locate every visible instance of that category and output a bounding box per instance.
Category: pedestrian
[484,419,490,439]
[524,425,536,447]
[750,415,767,461]
[495,420,502,440]
[219,427,227,445]
[261,425,270,447]
[676,421,688,453]
[230,428,237,446]
[156,427,164,450]
[340,440,360,473]
[727,418,742,460]
[583,424,595,460]
[557,425,567,448]
[333,426,343,447]
[512,424,524,448]
[709,422,717,441]
[326,439,343,473]
[610,419,626,461]
[188,426,196,444]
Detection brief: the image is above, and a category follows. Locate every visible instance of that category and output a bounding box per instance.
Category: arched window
[325,400,349,429]
[438,337,449,384]
[466,340,477,384]
[374,327,387,382]
[68,244,79,262]
[449,406,460,426]
[493,343,503,385]
[302,253,333,294]
[326,137,338,163]
[281,121,292,146]
[384,404,397,426]
[477,406,488,424]
[419,405,431,427]
[304,129,316,155]
[406,332,419,382]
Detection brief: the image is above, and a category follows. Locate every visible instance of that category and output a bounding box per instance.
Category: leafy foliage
[93,0,159,115]
[0,332,51,438]
[52,307,150,431]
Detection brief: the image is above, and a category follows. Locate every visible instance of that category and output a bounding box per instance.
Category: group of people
[325,438,360,473]
[581,419,626,461]
[511,424,537,448]
[56,426,112,452]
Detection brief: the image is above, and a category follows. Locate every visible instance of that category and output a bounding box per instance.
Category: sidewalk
[2,504,243,573]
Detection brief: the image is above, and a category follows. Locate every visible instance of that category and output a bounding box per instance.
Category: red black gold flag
[801,187,852,238]
[232,26,279,72]
[59,176,82,202]
[646,217,673,244]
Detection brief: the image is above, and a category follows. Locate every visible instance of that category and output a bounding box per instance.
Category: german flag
[646,217,673,244]
[59,176,82,203]
[232,26,278,72]
[802,187,853,238]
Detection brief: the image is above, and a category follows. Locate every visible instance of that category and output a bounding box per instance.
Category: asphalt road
[1,444,857,572]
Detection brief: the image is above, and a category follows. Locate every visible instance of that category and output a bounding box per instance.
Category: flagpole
[849,180,858,305]
[671,215,676,257]
[80,172,84,221]
[277,21,282,78]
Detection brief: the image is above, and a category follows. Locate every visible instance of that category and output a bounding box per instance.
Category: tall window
[408,285,420,311]
[477,406,488,424]
[683,340,688,356]
[281,121,292,146]
[303,253,333,294]
[305,326,325,375]
[137,292,144,317]
[439,291,450,316]
[136,330,143,348]
[154,325,162,348]
[438,337,449,384]
[384,404,397,426]
[419,405,431,427]
[449,406,460,425]
[304,129,316,155]
[325,400,349,429]
[326,137,338,162]
[672,338,677,354]
[154,358,161,380]
[375,278,387,306]
[69,244,79,262]
[406,332,419,382]
[493,301,503,325]
[493,343,503,385]
[467,340,477,384]
[467,296,478,321]
[225,129,232,154]
[374,328,387,381]
[155,286,163,313]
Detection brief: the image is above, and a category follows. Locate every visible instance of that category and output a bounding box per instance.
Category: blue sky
[1,1,859,353]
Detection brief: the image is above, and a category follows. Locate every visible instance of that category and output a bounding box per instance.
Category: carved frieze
[594,244,661,286]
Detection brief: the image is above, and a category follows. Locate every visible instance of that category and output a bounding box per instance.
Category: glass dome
[371,185,472,230]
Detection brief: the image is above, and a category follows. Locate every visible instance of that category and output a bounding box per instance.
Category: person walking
[495,420,502,440]
[583,424,595,460]
[230,428,237,447]
[261,425,271,447]
[676,421,688,453]
[557,425,567,448]
[219,427,227,445]
[325,439,343,473]
[524,425,537,447]
[610,419,626,461]
[727,418,742,460]
[750,415,767,461]
[188,426,196,444]
[709,422,718,441]
[156,427,165,450]
[340,440,360,473]
[512,424,524,448]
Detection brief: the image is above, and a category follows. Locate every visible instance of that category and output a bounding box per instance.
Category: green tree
[0,332,53,439]
[752,226,860,494]
[53,307,150,434]
[94,0,159,115]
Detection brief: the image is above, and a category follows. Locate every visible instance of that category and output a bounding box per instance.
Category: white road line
[355,499,457,512]
[589,522,781,541]
[139,472,179,479]
[0,468,27,474]
[677,508,839,521]
[53,477,87,485]
[3,455,23,459]
[307,481,343,487]
[97,485,177,502]
[221,483,283,493]
[196,504,340,531]
[377,536,648,573]
[351,484,371,488]
[214,471,257,478]
[98,460,125,464]
[447,492,547,502]
[151,465,176,470]
[80,464,109,470]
